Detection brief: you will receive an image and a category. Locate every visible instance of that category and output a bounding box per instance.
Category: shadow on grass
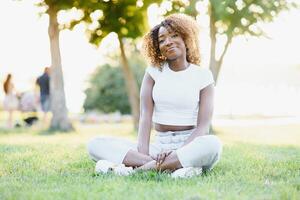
[37,129,60,136]
[0,144,30,153]
[91,170,171,182]
[36,127,77,136]
[0,126,59,136]
[90,168,218,182]
[130,170,171,181]
[0,126,30,134]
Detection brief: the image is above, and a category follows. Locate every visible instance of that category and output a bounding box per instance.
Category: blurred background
[0,0,299,131]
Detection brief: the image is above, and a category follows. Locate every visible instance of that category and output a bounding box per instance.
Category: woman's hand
[152,150,173,168]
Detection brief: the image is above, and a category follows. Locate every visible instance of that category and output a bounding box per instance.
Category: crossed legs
[123,150,182,171]
[88,135,222,172]
[122,149,153,167]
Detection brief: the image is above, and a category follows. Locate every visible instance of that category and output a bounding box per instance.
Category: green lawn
[0,121,299,200]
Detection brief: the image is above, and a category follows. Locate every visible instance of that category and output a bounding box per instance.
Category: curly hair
[142,13,201,68]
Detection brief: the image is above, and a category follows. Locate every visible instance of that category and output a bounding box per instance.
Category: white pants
[87,129,222,170]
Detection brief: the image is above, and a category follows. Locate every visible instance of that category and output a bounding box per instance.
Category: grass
[0,121,299,200]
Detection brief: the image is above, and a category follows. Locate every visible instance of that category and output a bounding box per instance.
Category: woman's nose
[165,37,173,46]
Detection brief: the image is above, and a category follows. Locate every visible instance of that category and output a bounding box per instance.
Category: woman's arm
[137,72,154,155]
[183,84,214,145]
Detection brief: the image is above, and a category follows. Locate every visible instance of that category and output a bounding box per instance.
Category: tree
[160,0,297,83]
[70,0,161,129]
[36,0,74,131]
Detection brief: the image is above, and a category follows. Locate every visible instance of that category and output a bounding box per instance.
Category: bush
[84,55,146,114]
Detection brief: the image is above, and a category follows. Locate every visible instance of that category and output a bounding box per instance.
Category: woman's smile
[167,47,176,52]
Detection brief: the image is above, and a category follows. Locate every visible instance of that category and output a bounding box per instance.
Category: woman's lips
[167,47,176,52]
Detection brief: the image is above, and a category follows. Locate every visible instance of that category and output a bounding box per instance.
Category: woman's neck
[167,59,189,72]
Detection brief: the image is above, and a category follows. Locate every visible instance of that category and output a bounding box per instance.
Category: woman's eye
[159,39,164,44]
[171,34,178,38]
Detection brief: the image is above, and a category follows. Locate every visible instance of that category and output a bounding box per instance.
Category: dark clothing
[40,94,50,112]
[36,73,50,96]
[37,72,50,112]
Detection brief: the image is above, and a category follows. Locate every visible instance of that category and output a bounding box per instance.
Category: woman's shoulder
[190,64,212,75]
[146,65,161,71]
[146,65,163,81]
[189,64,214,88]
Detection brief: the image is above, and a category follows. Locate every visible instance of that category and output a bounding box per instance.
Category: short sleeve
[199,68,215,90]
[146,66,160,81]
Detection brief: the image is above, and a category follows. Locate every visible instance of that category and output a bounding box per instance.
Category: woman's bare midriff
[154,123,195,132]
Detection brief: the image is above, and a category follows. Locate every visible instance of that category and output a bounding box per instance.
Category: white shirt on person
[146,63,214,126]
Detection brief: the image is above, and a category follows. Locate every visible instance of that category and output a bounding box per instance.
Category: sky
[0,0,300,116]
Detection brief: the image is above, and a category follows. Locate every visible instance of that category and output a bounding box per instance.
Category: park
[0,0,299,199]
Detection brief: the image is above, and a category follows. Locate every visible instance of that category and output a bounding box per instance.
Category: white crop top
[146,63,214,126]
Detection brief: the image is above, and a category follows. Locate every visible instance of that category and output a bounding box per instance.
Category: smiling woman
[143,14,201,68]
[87,13,222,178]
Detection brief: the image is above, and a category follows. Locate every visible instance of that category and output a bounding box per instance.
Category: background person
[36,67,50,124]
[3,73,19,128]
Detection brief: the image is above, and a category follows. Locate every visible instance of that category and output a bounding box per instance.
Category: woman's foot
[171,167,203,178]
[136,160,157,171]
[95,160,116,173]
[95,160,134,176]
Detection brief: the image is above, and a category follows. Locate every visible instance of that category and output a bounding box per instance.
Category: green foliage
[69,0,162,46]
[162,0,298,81]
[84,53,146,114]
[164,0,298,38]
[210,0,297,37]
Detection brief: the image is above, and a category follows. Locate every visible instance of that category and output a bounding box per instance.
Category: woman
[88,14,222,177]
[3,74,19,128]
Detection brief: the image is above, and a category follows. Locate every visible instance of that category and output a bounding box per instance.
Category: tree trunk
[118,36,140,130]
[48,7,73,132]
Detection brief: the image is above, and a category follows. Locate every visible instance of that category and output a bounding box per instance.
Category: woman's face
[158,26,186,61]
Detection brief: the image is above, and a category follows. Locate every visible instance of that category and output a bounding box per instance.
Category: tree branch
[217,36,232,67]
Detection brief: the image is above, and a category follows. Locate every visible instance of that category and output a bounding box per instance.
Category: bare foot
[136,160,157,171]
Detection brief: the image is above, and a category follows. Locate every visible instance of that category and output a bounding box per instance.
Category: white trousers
[87,129,222,170]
